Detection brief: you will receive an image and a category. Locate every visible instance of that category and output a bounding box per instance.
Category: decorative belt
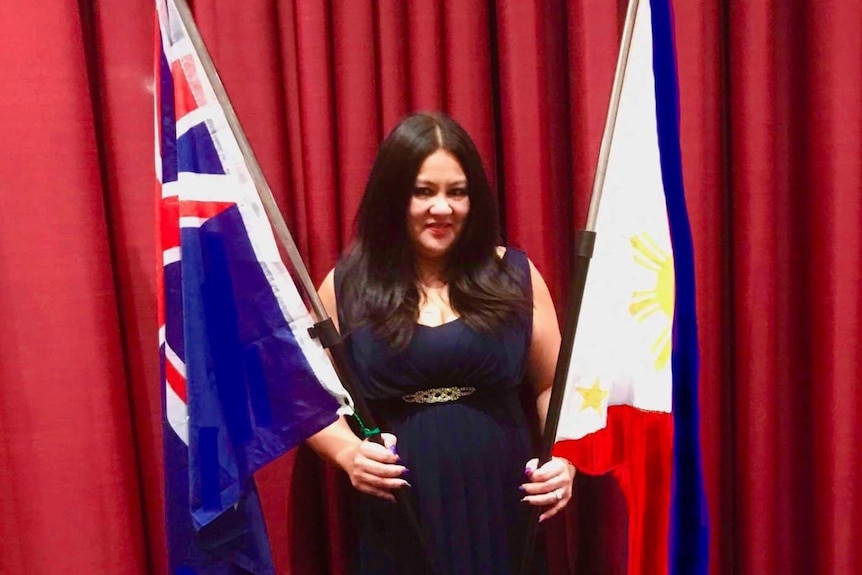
[401,386,476,404]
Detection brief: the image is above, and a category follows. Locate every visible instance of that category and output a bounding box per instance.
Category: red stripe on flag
[179,200,234,220]
[160,195,180,252]
[554,406,673,575]
[171,54,207,119]
[156,183,167,327]
[161,197,234,254]
[164,353,187,403]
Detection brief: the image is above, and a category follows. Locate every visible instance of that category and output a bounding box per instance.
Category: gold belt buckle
[401,386,476,404]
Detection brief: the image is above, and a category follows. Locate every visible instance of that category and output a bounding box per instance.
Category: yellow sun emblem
[628,232,675,370]
[577,378,609,413]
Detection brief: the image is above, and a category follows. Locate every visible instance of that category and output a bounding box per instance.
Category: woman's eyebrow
[414,178,467,186]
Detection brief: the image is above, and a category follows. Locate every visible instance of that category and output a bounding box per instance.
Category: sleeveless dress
[335,248,543,575]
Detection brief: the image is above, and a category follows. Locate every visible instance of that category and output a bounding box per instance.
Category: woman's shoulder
[317,268,340,329]
[495,245,529,267]
[332,251,357,294]
[494,245,557,300]
[493,245,532,292]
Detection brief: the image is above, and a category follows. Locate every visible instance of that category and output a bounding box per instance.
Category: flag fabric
[155,1,352,572]
[551,1,708,573]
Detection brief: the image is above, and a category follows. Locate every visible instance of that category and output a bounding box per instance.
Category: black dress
[335,248,542,575]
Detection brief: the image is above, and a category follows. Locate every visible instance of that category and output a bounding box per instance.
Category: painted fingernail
[389,445,398,454]
[518,485,525,492]
[401,468,410,480]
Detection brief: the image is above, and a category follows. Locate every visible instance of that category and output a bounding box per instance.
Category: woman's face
[407,149,470,265]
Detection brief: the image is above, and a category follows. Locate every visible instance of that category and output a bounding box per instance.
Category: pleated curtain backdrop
[0,1,859,574]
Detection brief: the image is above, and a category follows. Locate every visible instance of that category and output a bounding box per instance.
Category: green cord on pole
[352,412,380,438]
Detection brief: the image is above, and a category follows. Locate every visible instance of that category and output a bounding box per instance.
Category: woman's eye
[413,187,433,197]
[449,187,468,197]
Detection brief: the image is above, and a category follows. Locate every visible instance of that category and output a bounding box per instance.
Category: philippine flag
[551,1,709,574]
[155,0,352,573]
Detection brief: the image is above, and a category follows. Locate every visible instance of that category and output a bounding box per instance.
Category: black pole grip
[517,230,596,575]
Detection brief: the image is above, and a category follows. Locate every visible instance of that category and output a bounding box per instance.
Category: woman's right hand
[344,432,410,502]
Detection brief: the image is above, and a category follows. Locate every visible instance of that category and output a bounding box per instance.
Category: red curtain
[1,1,859,574]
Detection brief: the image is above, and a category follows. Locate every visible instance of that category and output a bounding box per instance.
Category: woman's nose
[429,196,453,214]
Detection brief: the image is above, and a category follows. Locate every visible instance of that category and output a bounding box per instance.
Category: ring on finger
[554,488,563,501]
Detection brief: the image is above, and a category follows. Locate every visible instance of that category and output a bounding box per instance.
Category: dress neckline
[416,317,463,329]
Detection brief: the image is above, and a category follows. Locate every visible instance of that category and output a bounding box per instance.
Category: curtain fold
[806,7,862,568]
[0,1,859,574]
[0,2,149,573]
[86,0,169,572]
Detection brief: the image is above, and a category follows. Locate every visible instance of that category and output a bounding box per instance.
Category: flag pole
[517,1,640,573]
[169,1,439,573]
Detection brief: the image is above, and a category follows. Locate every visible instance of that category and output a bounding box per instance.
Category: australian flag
[155,1,352,573]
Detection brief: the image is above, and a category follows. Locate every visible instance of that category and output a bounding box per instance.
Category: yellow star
[577,378,609,413]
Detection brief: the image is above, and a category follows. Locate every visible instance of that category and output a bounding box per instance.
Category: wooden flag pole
[168,1,439,573]
[516,1,641,573]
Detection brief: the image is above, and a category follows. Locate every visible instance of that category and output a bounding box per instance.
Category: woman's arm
[525,258,561,429]
[304,269,408,501]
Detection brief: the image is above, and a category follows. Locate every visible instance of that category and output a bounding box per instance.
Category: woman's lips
[426,223,451,237]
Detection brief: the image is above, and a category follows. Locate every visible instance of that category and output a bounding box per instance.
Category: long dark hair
[340,112,530,350]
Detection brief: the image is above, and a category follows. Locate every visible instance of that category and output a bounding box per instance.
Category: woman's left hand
[521,457,576,522]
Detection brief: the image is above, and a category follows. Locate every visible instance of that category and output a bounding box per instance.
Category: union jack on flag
[155,0,351,572]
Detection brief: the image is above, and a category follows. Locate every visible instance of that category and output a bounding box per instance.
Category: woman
[307,112,574,574]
